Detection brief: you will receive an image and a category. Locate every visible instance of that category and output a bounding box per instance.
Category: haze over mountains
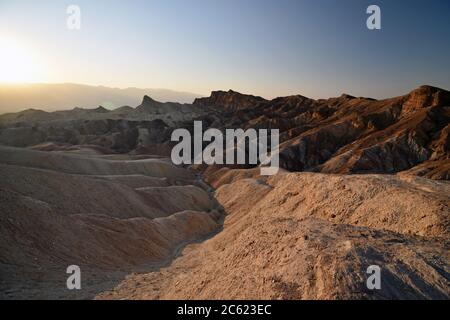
[0,83,201,114]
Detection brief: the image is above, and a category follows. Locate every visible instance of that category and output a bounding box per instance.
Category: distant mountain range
[0,83,202,114]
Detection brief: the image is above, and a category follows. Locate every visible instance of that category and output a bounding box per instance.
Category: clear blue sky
[0,0,449,99]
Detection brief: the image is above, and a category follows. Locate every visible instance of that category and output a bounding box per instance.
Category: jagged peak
[142,95,157,104]
[137,95,164,109]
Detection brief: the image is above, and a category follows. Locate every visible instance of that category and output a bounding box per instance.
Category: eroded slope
[97,170,449,300]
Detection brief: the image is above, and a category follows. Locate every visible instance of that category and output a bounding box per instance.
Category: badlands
[0,85,448,299]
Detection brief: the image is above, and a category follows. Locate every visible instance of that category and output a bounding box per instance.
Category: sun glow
[0,37,44,83]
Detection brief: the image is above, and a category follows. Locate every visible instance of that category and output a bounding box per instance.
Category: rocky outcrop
[0,85,448,179]
[193,89,266,111]
[205,85,450,179]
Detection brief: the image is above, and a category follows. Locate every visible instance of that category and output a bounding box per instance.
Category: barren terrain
[97,169,449,299]
[0,86,449,299]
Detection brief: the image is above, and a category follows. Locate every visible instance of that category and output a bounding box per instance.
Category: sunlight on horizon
[0,36,45,84]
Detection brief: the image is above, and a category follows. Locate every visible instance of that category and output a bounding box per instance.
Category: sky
[0,0,449,99]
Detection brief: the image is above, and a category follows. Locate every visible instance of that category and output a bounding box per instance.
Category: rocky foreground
[97,168,449,300]
[0,145,448,299]
[0,85,449,299]
[0,146,223,299]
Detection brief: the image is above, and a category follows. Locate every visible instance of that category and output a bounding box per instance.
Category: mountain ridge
[0,84,448,179]
[0,83,202,114]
